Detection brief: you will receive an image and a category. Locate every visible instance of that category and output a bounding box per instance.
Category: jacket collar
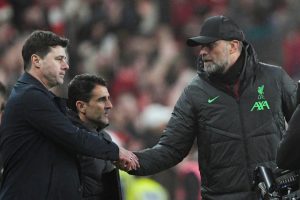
[238,41,258,92]
[18,72,54,99]
[67,108,89,130]
[18,72,67,114]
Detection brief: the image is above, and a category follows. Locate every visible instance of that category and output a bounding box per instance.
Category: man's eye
[56,57,68,62]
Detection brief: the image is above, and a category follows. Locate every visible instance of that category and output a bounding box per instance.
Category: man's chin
[97,121,109,129]
[58,79,64,85]
[205,66,224,75]
[205,69,218,75]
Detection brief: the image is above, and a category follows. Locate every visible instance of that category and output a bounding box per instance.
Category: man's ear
[76,101,86,114]
[31,54,41,68]
[229,40,240,54]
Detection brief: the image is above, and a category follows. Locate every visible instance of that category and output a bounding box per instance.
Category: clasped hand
[115,147,139,171]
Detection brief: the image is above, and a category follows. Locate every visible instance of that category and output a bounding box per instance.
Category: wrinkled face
[83,85,113,129]
[39,46,69,88]
[199,40,230,75]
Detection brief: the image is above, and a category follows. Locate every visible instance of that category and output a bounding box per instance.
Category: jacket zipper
[237,98,252,185]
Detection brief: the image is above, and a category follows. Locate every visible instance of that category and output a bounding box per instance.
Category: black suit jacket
[0,73,119,200]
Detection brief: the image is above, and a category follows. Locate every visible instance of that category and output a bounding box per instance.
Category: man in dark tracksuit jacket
[0,30,137,200]
[128,16,297,200]
[68,110,122,200]
[67,74,122,200]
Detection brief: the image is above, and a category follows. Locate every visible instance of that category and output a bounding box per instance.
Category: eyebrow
[55,55,67,59]
[55,55,69,62]
[97,95,110,101]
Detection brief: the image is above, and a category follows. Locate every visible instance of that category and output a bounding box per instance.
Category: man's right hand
[117,147,140,171]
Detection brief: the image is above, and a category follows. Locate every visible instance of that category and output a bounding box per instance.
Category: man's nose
[62,61,69,70]
[106,100,113,109]
[199,47,209,56]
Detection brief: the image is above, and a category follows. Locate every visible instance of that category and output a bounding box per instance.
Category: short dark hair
[22,30,69,71]
[68,74,107,113]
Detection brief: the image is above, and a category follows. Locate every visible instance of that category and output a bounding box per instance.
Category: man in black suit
[0,30,138,200]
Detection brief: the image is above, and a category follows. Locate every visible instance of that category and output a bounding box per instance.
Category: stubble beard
[204,50,230,75]
[204,62,224,75]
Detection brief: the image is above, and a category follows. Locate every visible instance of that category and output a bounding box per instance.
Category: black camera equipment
[253,166,300,200]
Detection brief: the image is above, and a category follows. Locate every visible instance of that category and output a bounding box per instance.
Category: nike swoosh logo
[208,96,219,104]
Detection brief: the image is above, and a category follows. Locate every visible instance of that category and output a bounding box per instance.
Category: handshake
[115,146,140,171]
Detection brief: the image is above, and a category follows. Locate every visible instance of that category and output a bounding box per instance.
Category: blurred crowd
[1,0,300,199]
